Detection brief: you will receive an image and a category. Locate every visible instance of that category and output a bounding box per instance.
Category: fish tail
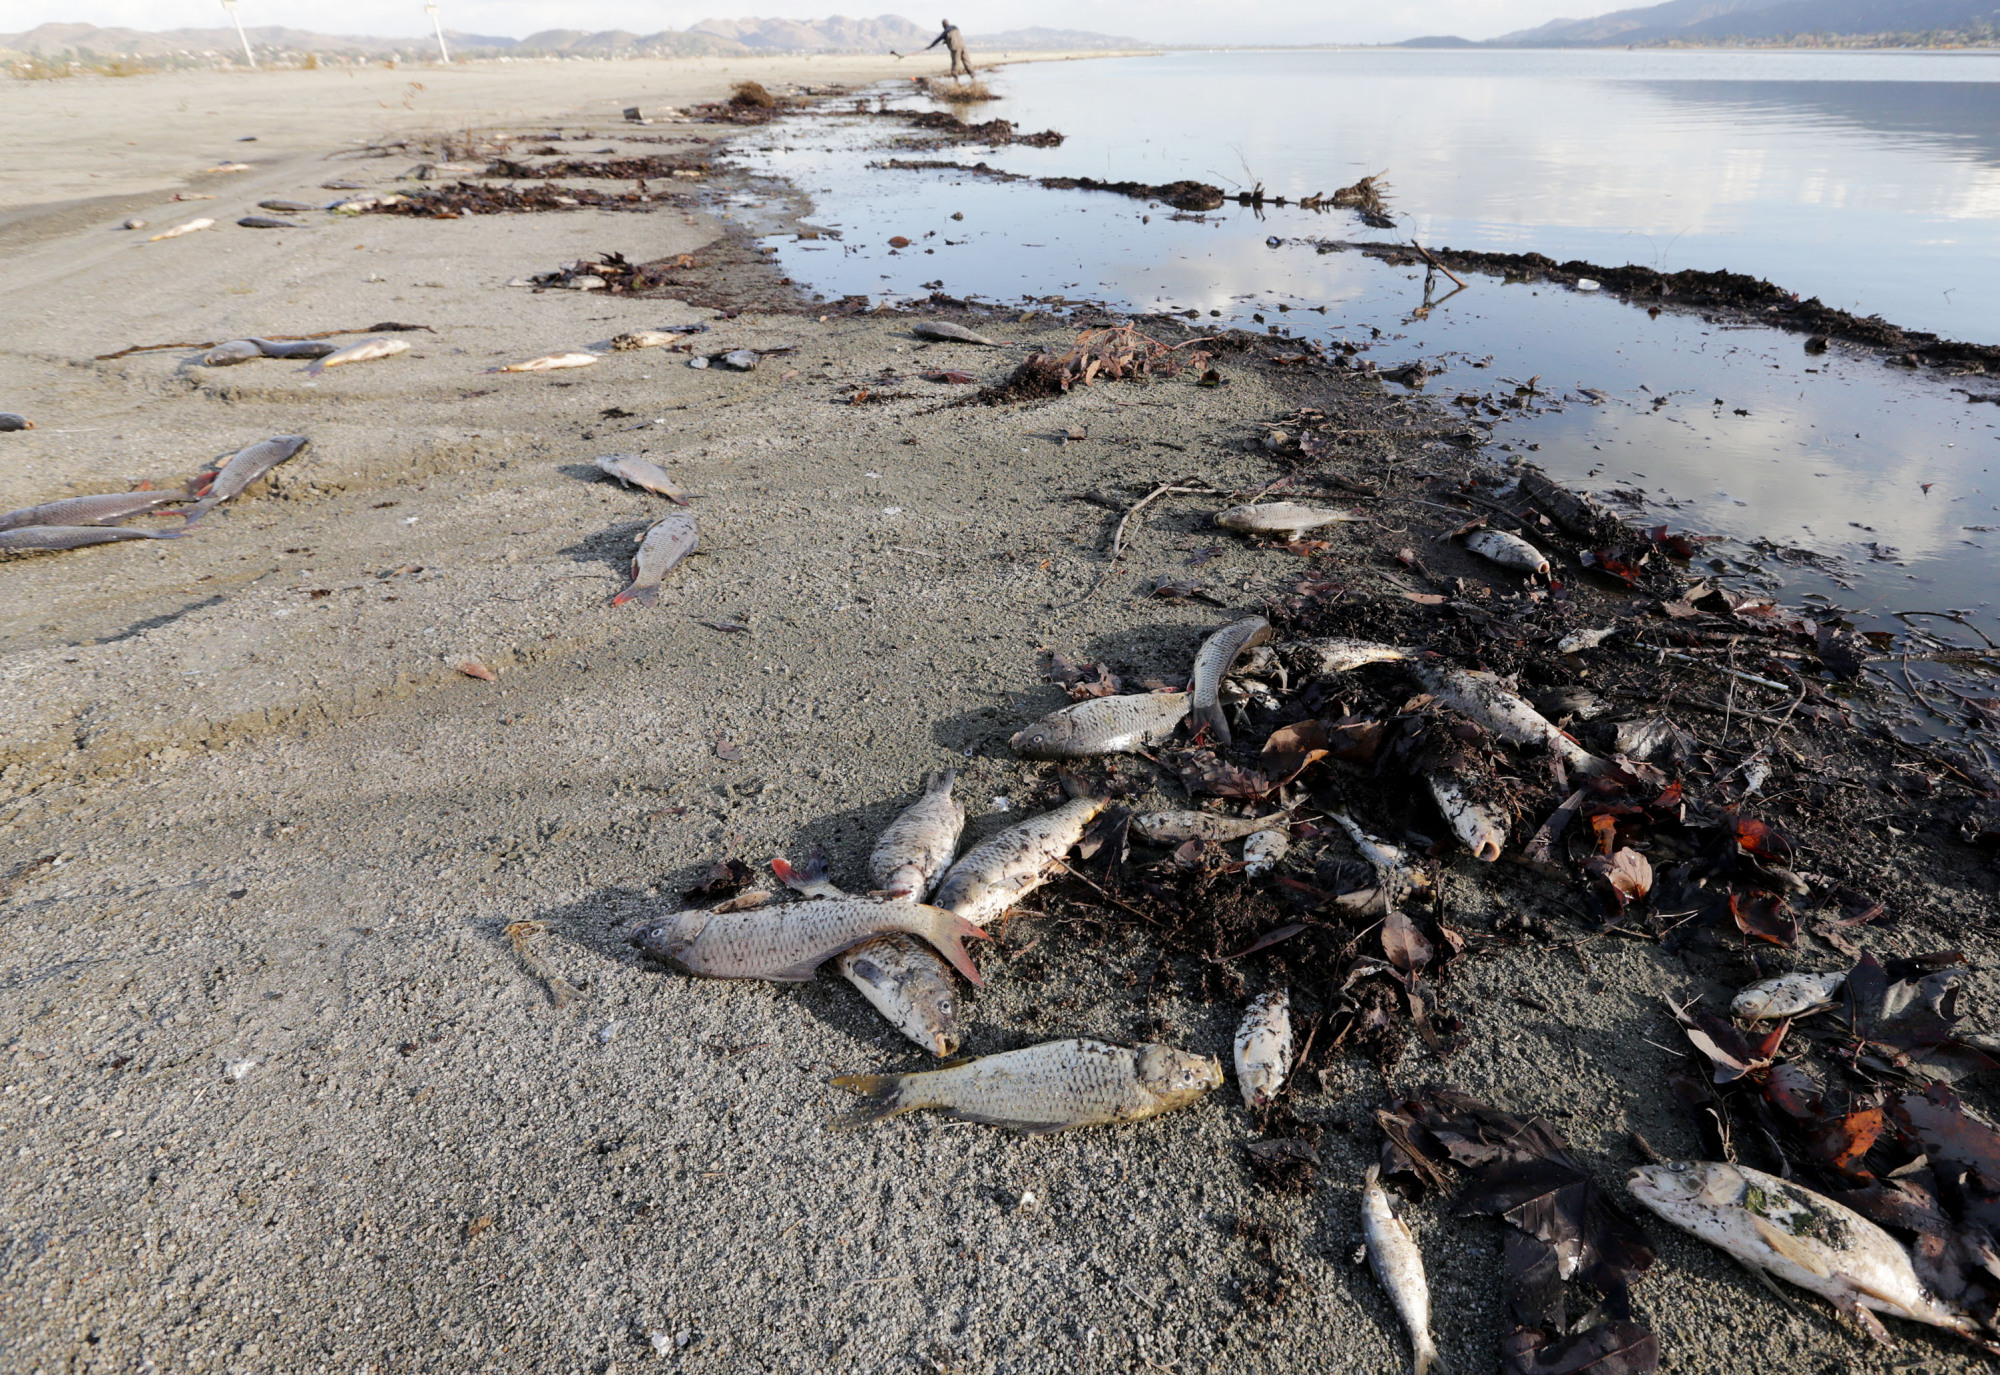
[1412,1337,1445,1375]
[1188,700,1233,747]
[179,497,217,525]
[921,910,990,988]
[610,581,657,607]
[829,1072,916,1128]
[923,767,956,795]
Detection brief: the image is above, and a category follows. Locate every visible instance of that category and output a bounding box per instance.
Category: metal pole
[220,0,255,69]
[427,4,450,64]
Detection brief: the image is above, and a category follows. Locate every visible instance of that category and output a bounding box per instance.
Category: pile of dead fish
[0,435,308,554]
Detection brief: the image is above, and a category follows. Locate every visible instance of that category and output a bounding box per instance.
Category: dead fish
[489,352,597,374]
[869,769,965,901]
[305,336,410,376]
[0,490,187,531]
[611,512,698,607]
[1425,776,1505,861]
[0,414,31,432]
[237,215,302,229]
[121,218,147,230]
[1214,501,1360,540]
[182,435,310,520]
[1010,692,1188,758]
[912,321,1000,346]
[1,525,187,553]
[1243,828,1289,877]
[1281,637,1412,676]
[771,851,964,1056]
[1628,1161,1988,1348]
[629,895,987,986]
[1732,970,1847,1021]
[250,338,338,360]
[609,326,708,350]
[1233,989,1291,1109]
[1416,662,1602,776]
[1329,811,1423,902]
[594,454,689,504]
[1557,627,1617,654]
[1464,528,1550,576]
[832,1037,1221,1133]
[201,340,264,367]
[934,795,1106,926]
[1132,810,1285,845]
[257,199,324,213]
[148,218,214,240]
[1363,1165,1445,1375]
[719,350,759,371]
[1189,615,1272,744]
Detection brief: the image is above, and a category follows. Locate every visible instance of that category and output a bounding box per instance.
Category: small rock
[224,1059,258,1082]
[122,217,147,230]
[720,349,759,371]
[648,1331,671,1356]
[687,356,709,370]
[1576,278,1601,291]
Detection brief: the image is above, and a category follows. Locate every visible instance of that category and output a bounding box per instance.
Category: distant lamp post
[219,0,255,69]
[426,4,451,64]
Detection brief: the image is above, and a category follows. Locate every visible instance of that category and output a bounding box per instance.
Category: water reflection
[732,49,2000,701]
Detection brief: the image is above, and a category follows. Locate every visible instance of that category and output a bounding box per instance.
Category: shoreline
[2,59,1998,1375]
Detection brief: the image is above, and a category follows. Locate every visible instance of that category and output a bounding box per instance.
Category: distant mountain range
[1404,0,1999,46]
[0,16,1146,63]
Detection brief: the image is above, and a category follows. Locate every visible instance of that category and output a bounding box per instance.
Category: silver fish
[1628,1161,1987,1348]
[1464,528,1550,575]
[1362,1165,1446,1375]
[1243,828,1289,877]
[258,199,326,212]
[0,413,31,432]
[1426,777,1505,862]
[912,321,1000,346]
[237,215,302,229]
[0,525,186,552]
[719,349,759,371]
[1010,692,1188,758]
[1329,811,1423,903]
[0,490,186,531]
[1189,615,1272,744]
[833,1037,1221,1133]
[1282,637,1413,676]
[1732,970,1847,1021]
[306,337,410,376]
[1132,810,1284,845]
[629,895,987,985]
[1416,663,1602,775]
[609,327,707,350]
[934,795,1106,926]
[251,338,339,360]
[611,513,698,607]
[182,435,310,520]
[772,851,962,1057]
[1214,501,1359,540]
[490,352,597,373]
[594,454,689,503]
[201,340,263,366]
[869,769,965,901]
[1233,989,1292,1109]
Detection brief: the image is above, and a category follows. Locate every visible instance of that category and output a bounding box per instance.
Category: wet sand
[3,57,1998,1375]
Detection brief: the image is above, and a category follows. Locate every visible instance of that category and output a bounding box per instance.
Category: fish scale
[1010,692,1188,758]
[630,896,986,984]
[1189,616,1272,744]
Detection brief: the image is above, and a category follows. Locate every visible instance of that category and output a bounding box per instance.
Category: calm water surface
[734,50,2000,726]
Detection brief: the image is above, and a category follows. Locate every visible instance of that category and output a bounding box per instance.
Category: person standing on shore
[925,18,974,78]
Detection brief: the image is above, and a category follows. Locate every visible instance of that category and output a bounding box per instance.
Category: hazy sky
[3,2,1591,46]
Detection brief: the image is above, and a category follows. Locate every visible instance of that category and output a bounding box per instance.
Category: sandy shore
[3,54,1996,1375]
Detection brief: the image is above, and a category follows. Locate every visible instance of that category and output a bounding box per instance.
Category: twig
[1052,861,1163,927]
[1662,649,1789,692]
[1062,477,1219,606]
[1409,240,1468,289]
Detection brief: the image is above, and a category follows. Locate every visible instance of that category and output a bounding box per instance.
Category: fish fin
[829,1072,915,1128]
[770,857,802,889]
[179,497,218,525]
[1751,1217,1833,1278]
[1827,1286,1896,1345]
[918,910,990,988]
[1733,1255,1795,1306]
[796,845,831,885]
[1055,769,1101,802]
[1188,701,1232,747]
[923,768,957,795]
[610,581,657,607]
[1413,1337,1445,1375]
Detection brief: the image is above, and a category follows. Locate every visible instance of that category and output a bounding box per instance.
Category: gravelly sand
[3,57,1997,1375]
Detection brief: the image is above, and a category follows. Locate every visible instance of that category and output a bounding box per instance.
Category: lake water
[735,49,2000,735]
